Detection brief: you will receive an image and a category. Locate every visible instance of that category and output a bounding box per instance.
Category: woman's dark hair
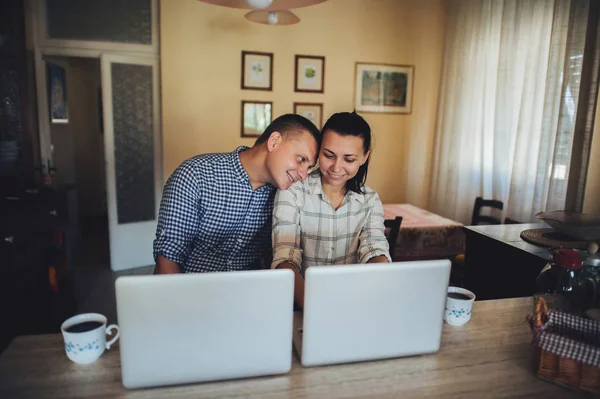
[321,111,371,194]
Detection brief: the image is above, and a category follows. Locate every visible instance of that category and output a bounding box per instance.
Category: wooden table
[383,203,465,261]
[464,224,549,300]
[0,298,586,398]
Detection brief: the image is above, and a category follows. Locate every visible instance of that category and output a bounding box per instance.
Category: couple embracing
[154,111,391,309]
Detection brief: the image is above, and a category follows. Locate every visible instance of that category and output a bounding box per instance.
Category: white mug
[444,287,476,326]
[61,313,119,364]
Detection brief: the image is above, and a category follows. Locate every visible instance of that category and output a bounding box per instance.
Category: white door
[34,48,54,169]
[101,54,162,271]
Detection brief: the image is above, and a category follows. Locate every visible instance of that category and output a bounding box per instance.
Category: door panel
[101,54,161,270]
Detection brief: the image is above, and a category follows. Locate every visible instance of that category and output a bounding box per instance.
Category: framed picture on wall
[354,63,414,114]
[241,51,273,91]
[295,55,325,93]
[47,62,68,123]
[241,100,272,138]
[294,102,323,129]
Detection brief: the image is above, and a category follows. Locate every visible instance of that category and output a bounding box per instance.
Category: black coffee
[448,292,472,300]
[66,321,103,333]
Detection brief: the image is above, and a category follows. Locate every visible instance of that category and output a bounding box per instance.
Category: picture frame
[241,100,273,138]
[294,102,323,129]
[241,51,273,91]
[354,63,414,114]
[295,55,325,93]
[47,62,68,123]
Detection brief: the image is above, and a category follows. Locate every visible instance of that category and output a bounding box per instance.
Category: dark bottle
[581,243,600,310]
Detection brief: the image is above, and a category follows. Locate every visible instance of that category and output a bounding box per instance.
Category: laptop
[115,269,294,389]
[293,260,451,367]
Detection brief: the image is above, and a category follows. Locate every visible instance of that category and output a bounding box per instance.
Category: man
[153,114,320,274]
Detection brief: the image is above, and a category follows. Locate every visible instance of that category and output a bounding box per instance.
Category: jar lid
[584,255,600,267]
[584,242,600,267]
[552,248,583,269]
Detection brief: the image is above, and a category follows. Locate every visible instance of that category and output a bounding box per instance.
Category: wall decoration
[354,63,414,114]
[293,102,323,129]
[47,62,68,123]
[241,100,272,137]
[295,55,325,93]
[242,51,273,91]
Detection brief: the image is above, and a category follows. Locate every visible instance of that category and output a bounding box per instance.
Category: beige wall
[160,0,445,206]
[583,96,600,215]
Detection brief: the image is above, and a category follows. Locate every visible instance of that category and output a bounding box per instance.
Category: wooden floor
[72,264,154,325]
[70,216,153,325]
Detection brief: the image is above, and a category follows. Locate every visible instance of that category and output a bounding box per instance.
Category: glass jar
[534,248,592,313]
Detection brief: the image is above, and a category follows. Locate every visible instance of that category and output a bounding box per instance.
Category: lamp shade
[244,9,300,25]
[245,0,272,8]
[197,0,326,11]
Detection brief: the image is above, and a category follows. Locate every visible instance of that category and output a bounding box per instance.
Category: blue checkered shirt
[153,147,276,273]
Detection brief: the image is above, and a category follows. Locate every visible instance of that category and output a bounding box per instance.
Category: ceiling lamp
[197,0,327,11]
[245,10,300,25]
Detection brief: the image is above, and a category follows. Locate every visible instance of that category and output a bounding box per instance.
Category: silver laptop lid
[116,269,294,389]
[300,260,451,367]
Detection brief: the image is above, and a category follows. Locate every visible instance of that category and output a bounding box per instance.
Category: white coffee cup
[444,287,476,326]
[61,313,119,364]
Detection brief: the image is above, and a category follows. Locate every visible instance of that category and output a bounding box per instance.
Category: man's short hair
[254,114,321,145]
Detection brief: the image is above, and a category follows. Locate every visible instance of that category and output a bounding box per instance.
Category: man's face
[266,130,318,190]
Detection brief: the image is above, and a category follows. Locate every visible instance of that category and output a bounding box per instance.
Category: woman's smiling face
[318,129,370,189]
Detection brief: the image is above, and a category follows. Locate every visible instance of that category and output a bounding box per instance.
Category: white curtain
[428,0,588,224]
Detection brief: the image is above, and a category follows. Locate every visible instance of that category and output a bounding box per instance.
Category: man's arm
[155,255,183,274]
[276,261,305,310]
[153,160,202,273]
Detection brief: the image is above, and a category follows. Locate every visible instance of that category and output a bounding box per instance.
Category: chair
[384,216,403,259]
[451,197,504,287]
[471,197,504,225]
[504,217,521,224]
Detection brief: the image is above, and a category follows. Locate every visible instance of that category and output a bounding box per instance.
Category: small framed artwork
[294,102,323,129]
[295,55,325,93]
[241,100,273,138]
[47,62,68,123]
[241,51,273,91]
[355,63,414,114]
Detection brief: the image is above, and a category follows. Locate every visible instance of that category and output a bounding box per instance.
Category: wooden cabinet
[464,224,549,300]
[0,0,38,182]
[0,187,77,353]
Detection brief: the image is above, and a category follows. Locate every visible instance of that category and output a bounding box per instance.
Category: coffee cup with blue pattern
[61,313,119,364]
[444,287,476,326]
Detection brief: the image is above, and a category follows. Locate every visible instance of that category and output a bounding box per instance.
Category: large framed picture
[241,51,273,91]
[295,55,325,93]
[47,62,68,123]
[241,100,272,138]
[294,102,323,129]
[355,63,414,114]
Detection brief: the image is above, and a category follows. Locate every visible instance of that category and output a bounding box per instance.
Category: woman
[271,111,390,309]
